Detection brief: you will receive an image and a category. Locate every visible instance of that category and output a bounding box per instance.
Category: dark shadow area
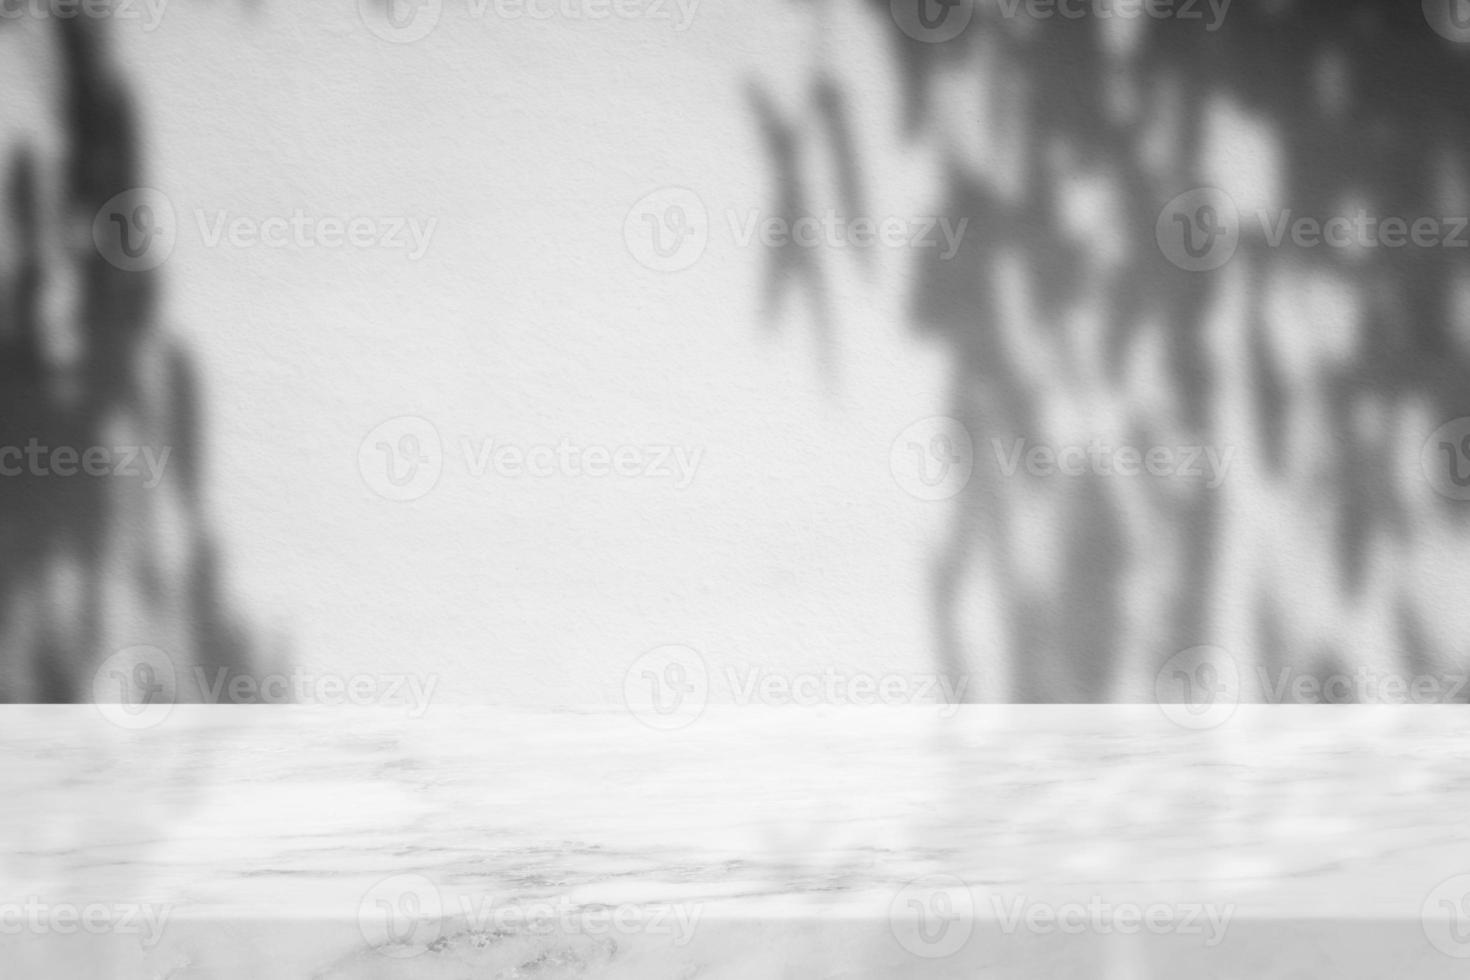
[753,0,1470,701]
[0,16,258,703]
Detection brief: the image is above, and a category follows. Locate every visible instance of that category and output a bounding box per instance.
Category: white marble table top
[4,706,1468,977]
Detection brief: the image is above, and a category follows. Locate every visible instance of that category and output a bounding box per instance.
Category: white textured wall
[109,1,952,703]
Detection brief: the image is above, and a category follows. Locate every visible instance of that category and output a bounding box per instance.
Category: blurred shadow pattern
[0,16,256,702]
[753,0,1470,701]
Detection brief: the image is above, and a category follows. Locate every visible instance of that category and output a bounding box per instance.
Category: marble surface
[4,706,1470,977]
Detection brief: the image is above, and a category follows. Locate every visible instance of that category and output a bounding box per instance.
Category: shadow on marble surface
[3,707,1469,976]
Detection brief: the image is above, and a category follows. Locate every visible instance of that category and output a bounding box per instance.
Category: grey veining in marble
[3,706,1469,977]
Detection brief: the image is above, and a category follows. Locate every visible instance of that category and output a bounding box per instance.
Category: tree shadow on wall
[0,17,260,702]
[750,0,1470,702]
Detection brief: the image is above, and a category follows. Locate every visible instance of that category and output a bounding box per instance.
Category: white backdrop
[109,0,957,703]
